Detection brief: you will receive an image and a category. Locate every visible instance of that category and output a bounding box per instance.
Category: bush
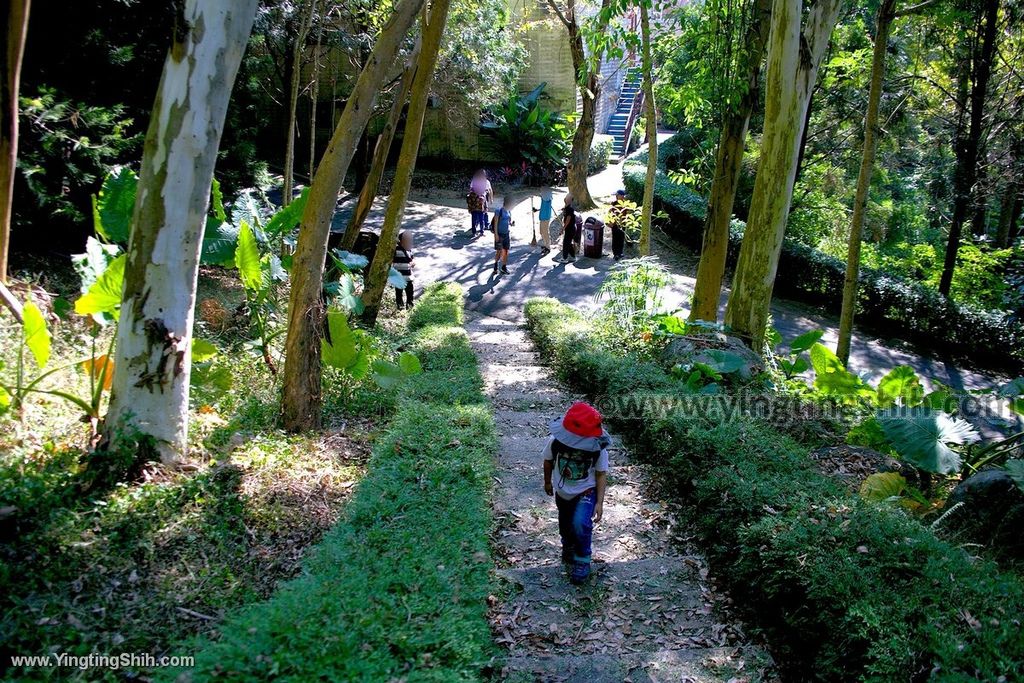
[173,285,497,682]
[524,298,1024,682]
[622,135,1024,371]
[588,134,614,175]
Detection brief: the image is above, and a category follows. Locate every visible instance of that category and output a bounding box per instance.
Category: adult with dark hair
[555,194,577,264]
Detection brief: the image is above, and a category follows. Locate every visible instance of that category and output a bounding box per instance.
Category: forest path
[466,313,772,682]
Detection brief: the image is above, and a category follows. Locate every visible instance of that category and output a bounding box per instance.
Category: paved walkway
[467,314,773,682]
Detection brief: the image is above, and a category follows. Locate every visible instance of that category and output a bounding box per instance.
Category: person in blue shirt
[490,196,513,275]
[533,187,553,255]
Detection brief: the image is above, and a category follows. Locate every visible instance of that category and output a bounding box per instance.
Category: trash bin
[582,217,605,258]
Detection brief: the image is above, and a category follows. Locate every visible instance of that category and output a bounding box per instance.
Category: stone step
[503,646,761,683]
[493,558,724,658]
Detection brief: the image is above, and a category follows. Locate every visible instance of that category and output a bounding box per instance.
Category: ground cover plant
[165,283,499,682]
[524,295,1024,681]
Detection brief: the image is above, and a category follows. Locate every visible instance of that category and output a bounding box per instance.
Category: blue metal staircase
[607,67,643,160]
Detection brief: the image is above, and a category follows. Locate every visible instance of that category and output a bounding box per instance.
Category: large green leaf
[810,343,870,398]
[331,249,369,271]
[235,221,263,292]
[74,254,126,320]
[22,301,51,369]
[789,329,824,353]
[92,166,137,244]
[72,236,121,294]
[371,359,404,389]
[332,273,364,315]
[702,349,746,375]
[210,178,226,222]
[191,338,219,363]
[398,351,422,376]
[876,366,923,408]
[265,187,309,236]
[321,310,364,374]
[388,267,408,290]
[876,407,979,475]
[1006,460,1024,493]
[201,218,241,266]
[859,472,907,502]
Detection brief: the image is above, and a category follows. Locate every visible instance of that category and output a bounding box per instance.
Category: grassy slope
[170,282,499,682]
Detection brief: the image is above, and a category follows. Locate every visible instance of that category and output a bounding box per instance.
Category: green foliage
[321,310,371,379]
[408,282,465,331]
[524,297,1024,681]
[876,408,980,475]
[91,165,137,244]
[173,285,497,682]
[234,222,263,292]
[809,343,872,401]
[595,257,671,338]
[22,302,51,370]
[74,254,125,320]
[588,134,614,175]
[481,83,571,174]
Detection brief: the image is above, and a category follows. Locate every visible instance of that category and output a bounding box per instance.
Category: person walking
[392,231,415,310]
[467,169,493,236]
[609,189,628,260]
[490,196,513,275]
[533,187,553,255]
[555,194,577,264]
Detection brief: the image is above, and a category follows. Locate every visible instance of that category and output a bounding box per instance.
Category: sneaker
[569,561,591,585]
[493,264,499,274]
[540,247,550,255]
[553,255,565,263]
[500,266,510,274]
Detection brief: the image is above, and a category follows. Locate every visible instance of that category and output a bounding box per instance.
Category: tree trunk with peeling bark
[0,0,30,285]
[102,0,258,465]
[340,40,421,252]
[283,0,317,206]
[724,0,843,350]
[836,0,896,365]
[638,1,656,257]
[280,0,425,432]
[361,0,451,325]
[689,0,771,323]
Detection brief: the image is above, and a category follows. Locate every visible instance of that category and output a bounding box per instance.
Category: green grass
[0,271,394,682]
[167,282,498,682]
[524,297,1024,682]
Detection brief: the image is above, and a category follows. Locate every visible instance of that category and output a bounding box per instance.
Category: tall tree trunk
[340,40,421,252]
[723,0,843,350]
[0,0,30,285]
[689,0,771,323]
[103,0,258,465]
[549,0,609,210]
[638,1,656,257]
[836,0,896,365]
[361,0,451,325]
[282,0,317,206]
[939,0,999,295]
[280,0,425,432]
[308,0,325,181]
[995,180,1019,247]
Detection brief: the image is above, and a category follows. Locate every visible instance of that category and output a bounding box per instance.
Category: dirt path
[467,313,773,682]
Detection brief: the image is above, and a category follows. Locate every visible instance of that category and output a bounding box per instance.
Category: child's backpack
[551,439,601,485]
[466,191,484,212]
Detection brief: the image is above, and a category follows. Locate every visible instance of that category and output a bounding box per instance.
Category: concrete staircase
[467,314,773,682]
[608,67,643,161]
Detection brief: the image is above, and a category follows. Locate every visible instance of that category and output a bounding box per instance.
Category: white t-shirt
[543,436,609,499]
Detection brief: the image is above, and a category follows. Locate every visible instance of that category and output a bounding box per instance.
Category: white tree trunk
[723,0,842,349]
[104,0,258,465]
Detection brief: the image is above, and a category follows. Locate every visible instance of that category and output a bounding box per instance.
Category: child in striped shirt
[392,231,415,310]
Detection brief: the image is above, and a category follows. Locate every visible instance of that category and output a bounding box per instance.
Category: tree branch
[893,0,942,18]
[545,0,572,29]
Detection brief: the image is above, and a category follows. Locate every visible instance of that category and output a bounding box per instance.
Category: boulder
[808,445,922,490]
[659,333,764,380]
[942,469,1024,561]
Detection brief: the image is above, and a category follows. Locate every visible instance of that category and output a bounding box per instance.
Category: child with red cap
[543,402,612,584]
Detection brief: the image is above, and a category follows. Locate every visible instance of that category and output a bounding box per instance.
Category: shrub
[622,135,1024,371]
[524,298,1024,682]
[172,285,497,682]
[588,134,614,175]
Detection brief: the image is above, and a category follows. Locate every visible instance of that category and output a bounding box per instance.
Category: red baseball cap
[561,402,604,438]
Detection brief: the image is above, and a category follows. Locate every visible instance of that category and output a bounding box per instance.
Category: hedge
[524,297,1024,682]
[588,134,614,175]
[623,145,1023,371]
[170,283,497,682]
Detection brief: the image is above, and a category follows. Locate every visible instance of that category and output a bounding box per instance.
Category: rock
[942,469,1024,561]
[808,445,922,490]
[659,334,764,380]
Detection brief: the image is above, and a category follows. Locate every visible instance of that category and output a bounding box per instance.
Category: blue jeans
[471,210,488,234]
[556,489,594,566]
